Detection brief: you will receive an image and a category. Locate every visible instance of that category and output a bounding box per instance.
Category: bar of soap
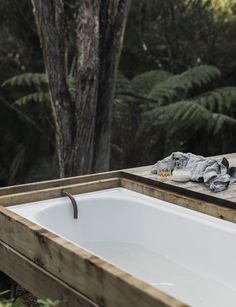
[172,169,191,182]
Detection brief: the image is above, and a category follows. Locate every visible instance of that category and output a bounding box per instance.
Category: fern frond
[14,92,50,106]
[114,73,156,107]
[144,98,236,137]
[209,113,236,135]
[148,65,221,105]
[116,72,134,96]
[131,70,173,94]
[2,73,47,87]
[143,100,210,129]
[194,87,236,114]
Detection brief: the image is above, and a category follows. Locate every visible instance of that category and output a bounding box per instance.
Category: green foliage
[112,72,147,168]
[0,299,23,307]
[209,112,236,135]
[2,73,47,88]
[194,87,236,113]
[116,72,133,95]
[0,72,55,186]
[3,73,75,106]
[0,291,62,307]
[0,291,23,307]
[131,70,173,94]
[0,0,236,183]
[142,65,236,135]
[14,93,50,106]
[121,0,236,76]
[36,299,62,306]
[148,65,221,104]
[112,65,236,168]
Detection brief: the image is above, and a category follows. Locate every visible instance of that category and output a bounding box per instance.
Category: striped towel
[151,152,236,192]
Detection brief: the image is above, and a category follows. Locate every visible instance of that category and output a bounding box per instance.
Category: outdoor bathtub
[9,187,236,307]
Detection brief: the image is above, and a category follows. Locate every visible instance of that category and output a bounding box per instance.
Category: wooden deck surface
[124,152,236,204]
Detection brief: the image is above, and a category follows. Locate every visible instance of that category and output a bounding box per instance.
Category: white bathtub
[10,188,236,307]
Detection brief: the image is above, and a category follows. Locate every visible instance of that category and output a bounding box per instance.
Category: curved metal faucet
[62,190,78,219]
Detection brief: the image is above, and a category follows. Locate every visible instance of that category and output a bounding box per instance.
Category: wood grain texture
[0,241,99,307]
[121,178,236,223]
[0,170,121,196]
[0,207,187,307]
[0,178,120,207]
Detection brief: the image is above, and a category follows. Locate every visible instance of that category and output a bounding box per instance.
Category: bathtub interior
[9,187,236,307]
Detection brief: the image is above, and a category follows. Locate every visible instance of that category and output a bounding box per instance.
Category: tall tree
[31,0,129,177]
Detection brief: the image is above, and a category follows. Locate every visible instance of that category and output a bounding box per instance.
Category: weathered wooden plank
[121,170,196,189]
[124,165,151,174]
[0,170,122,197]
[122,170,236,210]
[123,167,198,190]
[121,178,236,223]
[227,197,236,203]
[0,241,99,307]
[0,208,186,307]
[0,178,120,207]
[134,171,236,196]
[187,183,236,200]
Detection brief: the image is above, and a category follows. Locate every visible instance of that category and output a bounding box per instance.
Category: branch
[113,0,129,33]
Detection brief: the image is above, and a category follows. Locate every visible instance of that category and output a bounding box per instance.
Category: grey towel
[151,152,236,192]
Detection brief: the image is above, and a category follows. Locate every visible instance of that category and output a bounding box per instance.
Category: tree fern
[209,113,236,135]
[14,92,50,106]
[148,65,221,105]
[2,73,47,87]
[131,70,173,94]
[116,72,133,95]
[143,99,236,134]
[194,87,236,114]
[113,64,236,167]
[3,73,77,105]
[143,100,210,129]
[115,72,156,107]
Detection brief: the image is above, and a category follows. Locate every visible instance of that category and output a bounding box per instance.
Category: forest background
[0,0,236,186]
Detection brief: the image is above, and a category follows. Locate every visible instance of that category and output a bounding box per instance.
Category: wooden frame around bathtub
[0,171,236,307]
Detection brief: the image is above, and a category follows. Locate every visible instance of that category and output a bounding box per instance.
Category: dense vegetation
[0,0,236,185]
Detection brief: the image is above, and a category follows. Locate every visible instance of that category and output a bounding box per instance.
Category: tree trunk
[32,0,130,177]
[31,0,75,177]
[93,0,129,172]
[69,0,100,175]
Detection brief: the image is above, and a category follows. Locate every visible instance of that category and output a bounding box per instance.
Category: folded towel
[151,152,236,192]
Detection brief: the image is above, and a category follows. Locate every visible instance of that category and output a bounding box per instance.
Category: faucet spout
[62,190,78,219]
